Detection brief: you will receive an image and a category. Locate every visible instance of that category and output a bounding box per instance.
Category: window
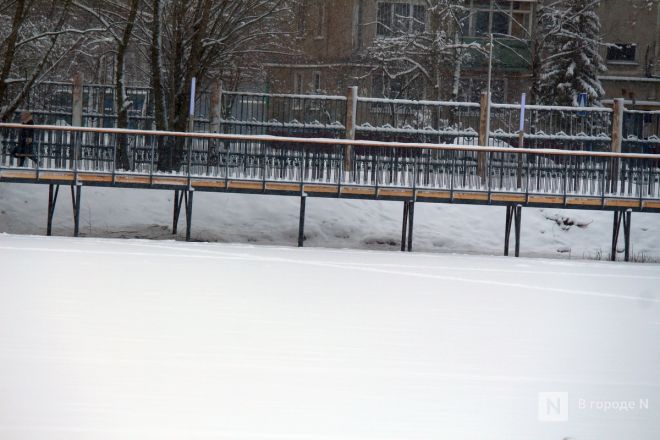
[466,0,531,37]
[607,43,637,63]
[293,72,304,110]
[377,2,426,37]
[312,72,321,92]
[296,4,305,37]
[511,1,531,38]
[316,1,326,39]
[412,5,425,33]
[293,72,304,95]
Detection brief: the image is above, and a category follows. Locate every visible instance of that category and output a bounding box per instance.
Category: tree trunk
[0,0,27,121]
[114,0,140,171]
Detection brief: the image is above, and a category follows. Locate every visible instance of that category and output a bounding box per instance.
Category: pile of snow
[1,183,659,260]
[0,235,658,439]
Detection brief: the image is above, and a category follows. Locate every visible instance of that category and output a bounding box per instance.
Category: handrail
[1,122,659,160]
[223,90,346,100]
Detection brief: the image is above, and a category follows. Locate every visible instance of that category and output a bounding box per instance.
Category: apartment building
[265,0,660,107]
[599,0,660,109]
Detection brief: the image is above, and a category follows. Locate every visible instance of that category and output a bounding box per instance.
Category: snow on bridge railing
[2,122,659,157]
[1,123,659,203]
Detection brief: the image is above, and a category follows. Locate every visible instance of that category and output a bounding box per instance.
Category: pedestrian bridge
[1,123,658,260]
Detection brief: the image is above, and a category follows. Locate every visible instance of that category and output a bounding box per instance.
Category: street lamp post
[485,33,494,148]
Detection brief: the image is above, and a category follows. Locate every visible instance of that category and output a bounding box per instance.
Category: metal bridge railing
[1,123,659,202]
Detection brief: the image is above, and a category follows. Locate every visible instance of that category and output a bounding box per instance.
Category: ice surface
[0,235,659,440]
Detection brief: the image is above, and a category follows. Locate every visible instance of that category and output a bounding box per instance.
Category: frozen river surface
[0,234,659,440]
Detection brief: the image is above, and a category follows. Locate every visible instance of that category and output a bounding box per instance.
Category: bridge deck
[2,168,659,213]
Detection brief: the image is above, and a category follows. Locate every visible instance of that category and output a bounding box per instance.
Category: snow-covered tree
[147,0,291,171]
[74,0,144,169]
[366,0,483,103]
[536,0,607,106]
[0,0,101,121]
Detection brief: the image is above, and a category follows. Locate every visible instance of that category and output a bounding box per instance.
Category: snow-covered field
[1,183,660,260]
[0,235,659,440]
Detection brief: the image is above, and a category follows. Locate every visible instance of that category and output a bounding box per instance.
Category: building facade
[598,0,660,109]
[265,0,660,107]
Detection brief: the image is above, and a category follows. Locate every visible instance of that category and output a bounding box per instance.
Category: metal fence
[489,103,613,151]
[3,79,660,157]
[220,91,346,136]
[623,109,660,155]
[355,97,482,145]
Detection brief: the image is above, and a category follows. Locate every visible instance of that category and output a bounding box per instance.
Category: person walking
[13,111,36,167]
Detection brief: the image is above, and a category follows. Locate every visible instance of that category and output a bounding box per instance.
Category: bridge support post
[624,209,632,262]
[401,201,409,251]
[298,193,307,247]
[47,184,60,236]
[504,204,522,257]
[185,189,194,242]
[401,201,415,252]
[514,204,522,258]
[611,209,632,262]
[407,201,415,252]
[71,184,82,237]
[172,190,185,235]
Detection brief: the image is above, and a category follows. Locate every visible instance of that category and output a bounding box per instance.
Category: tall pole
[484,33,494,148]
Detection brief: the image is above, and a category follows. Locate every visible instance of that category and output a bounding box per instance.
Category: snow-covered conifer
[537,0,607,106]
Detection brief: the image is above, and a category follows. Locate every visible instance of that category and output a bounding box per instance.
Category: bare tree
[0,0,100,121]
[146,0,291,171]
[74,0,143,169]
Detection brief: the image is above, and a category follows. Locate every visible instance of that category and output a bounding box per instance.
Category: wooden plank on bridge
[453,192,489,201]
[490,194,526,203]
[228,180,264,191]
[304,184,338,195]
[115,175,151,185]
[604,199,641,209]
[152,177,188,186]
[566,197,602,207]
[0,170,38,180]
[642,201,660,210]
[39,172,75,182]
[341,186,377,196]
[378,188,414,198]
[265,182,301,192]
[527,195,563,205]
[191,180,226,189]
[77,173,112,183]
[416,190,450,200]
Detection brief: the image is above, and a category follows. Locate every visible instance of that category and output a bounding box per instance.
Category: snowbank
[1,182,659,260]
